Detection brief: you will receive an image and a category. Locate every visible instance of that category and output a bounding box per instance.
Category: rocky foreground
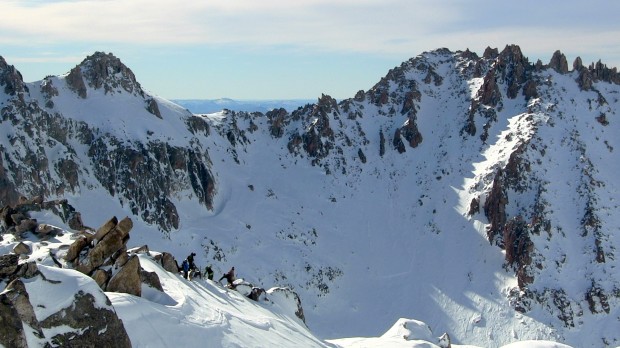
[0,198,305,347]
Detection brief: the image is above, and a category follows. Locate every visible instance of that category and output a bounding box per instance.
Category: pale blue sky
[2,0,619,100]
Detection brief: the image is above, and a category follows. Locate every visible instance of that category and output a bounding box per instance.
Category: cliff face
[2,46,620,346]
[0,52,215,232]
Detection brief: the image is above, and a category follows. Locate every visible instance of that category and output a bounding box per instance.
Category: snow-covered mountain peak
[2,45,620,347]
[64,51,143,98]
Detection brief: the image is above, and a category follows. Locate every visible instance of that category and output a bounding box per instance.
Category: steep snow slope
[0,217,575,347]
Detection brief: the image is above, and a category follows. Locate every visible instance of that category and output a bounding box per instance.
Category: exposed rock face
[146,97,162,118]
[496,44,531,99]
[65,65,88,98]
[574,58,620,90]
[503,217,534,288]
[78,51,142,96]
[548,50,569,74]
[87,139,214,230]
[267,108,289,138]
[483,169,508,245]
[285,94,339,166]
[396,116,423,149]
[0,56,27,100]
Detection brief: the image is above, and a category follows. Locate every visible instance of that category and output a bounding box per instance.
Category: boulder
[159,252,180,273]
[35,223,60,237]
[10,212,28,226]
[39,290,131,348]
[0,205,17,228]
[0,290,28,348]
[141,269,164,292]
[91,216,118,243]
[3,279,44,338]
[0,254,19,277]
[107,255,141,296]
[64,235,89,262]
[116,216,133,240]
[247,287,267,302]
[12,242,31,255]
[14,261,39,279]
[112,246,129,268]
[15,219,37,234]
[79,227,125,274]
[67,211,84,230]
[129,244,150,255]
[91,269,110,289]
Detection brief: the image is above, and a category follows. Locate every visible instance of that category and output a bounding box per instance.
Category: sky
[1,0,620,100]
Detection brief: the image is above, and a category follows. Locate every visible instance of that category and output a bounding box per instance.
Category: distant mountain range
[172,98,315,114]
[2,45,620,347]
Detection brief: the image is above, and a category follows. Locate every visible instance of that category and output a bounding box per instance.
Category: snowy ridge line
[1,45,620,346]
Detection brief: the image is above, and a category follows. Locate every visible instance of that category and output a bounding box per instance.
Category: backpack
[182,260,189,271]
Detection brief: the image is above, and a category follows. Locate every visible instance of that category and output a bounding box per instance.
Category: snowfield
[0,225,578,348]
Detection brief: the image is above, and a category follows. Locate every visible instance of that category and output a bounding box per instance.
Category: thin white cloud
[0,0,457,48]
[1,0,619,67]
[3,55,86,64]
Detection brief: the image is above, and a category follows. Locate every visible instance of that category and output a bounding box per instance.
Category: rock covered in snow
[0,265,131,347]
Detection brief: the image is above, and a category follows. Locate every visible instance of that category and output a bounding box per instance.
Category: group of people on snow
[180,252,235,288]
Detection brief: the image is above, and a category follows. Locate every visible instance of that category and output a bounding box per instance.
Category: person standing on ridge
[187,252,197,271]
[181,259,190,279]
[205,265,214,280]
[218,266,235,287]
[187,252,197,279]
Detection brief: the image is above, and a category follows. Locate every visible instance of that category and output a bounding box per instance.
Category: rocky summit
[1,45,620,347]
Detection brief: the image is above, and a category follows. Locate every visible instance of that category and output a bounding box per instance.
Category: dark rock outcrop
[0,56,27,100]
[157,252,180,273]
[107,254,142,296]
[484,169,508,246]
[38,284,132,348]
[503,217,534,288]
[0,286,30,348]
[78,51,142,96]
[548,50,569,74]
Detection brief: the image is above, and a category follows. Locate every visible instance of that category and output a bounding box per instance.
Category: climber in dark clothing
[187,252,197,271]
[205,265,214,280]
[218,266,235,286]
